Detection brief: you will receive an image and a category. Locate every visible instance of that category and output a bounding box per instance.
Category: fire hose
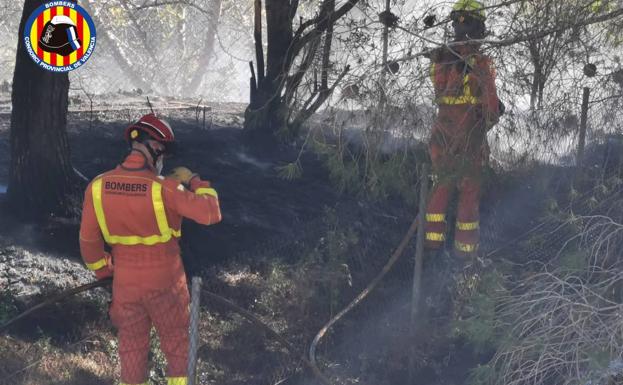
[0,277,113,333]
[2,176,426,385]
[0,276,333,385]
[308,214,420,371]
[309,164,428,381]
[0,213,419,385]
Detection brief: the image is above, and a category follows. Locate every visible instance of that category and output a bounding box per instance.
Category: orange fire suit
[79,151,222,385]
[424,43,501,257]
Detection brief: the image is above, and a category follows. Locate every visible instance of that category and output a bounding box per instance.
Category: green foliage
[320,208,359,264]
[258,262,297,315]
[519,233,549,252]
[275,161,303,181]
[316,208,359,310]
[586,347,611,373]
[313,135,425,205]
[317,140,363,194]
[545,197,559,213]
[255,207,359,332]
[454,270,507,355]
[558,247,588,273]
[468,364,496,385]
[366,152,420,206]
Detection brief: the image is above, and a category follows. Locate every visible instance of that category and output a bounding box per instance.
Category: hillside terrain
[1,97,621,385]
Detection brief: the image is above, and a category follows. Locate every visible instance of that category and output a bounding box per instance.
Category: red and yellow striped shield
[24,2,96,72]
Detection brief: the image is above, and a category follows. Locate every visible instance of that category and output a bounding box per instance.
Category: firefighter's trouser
[425,142,482,257]
[110,263,190,385]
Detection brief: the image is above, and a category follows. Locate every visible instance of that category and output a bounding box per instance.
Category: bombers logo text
[23,1,96,72]
[104,182,149,193]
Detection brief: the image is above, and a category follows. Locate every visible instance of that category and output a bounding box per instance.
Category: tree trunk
[528,41,541,110]
[9,0,76,218]
[244,0,293,139]
[244,0,359,141]
[380,0,390,107]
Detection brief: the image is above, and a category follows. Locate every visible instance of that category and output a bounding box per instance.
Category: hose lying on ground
[0,277,113,333]
[0,277,332,385]
[0,217,418,384]
[308,214,420,371]
[202,290,333,385]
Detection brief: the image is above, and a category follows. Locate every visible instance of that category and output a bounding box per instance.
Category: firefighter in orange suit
[424,0,503,258]
[79,114,222,385]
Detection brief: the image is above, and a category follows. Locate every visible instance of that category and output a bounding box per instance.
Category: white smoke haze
[0,0,621,165]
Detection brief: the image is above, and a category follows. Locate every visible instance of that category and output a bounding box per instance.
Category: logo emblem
[23,1,96,72]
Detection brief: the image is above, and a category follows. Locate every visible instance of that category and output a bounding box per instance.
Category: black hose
[0,278,112,333]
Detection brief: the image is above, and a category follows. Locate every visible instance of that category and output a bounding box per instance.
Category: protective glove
[190,177,214,194]
[94,253,114,281]
[168,167,198,185]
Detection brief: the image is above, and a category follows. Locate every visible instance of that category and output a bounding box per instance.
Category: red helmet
[124,114,176,154]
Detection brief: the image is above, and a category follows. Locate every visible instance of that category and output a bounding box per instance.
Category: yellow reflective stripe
[438,95,479,105]
[453,0,486,19]
[455,241,478,253]
[457,221,479,231]
[195,187,218,198]
[103,232,172,246]
[85,258,107,271]
[167,377,188,385]
[92,179,112,241]
[463,73,473,98]
[437,74,480,105]
[426,232,445,242]
[92,179,181,246]
[152,182,170,236]
[426,213,445,222]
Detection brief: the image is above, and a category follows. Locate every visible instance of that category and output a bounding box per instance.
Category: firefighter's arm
[162,176,222,226]
[79,183,113,280]
[475,56,502,129]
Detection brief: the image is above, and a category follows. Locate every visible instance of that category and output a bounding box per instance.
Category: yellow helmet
[452,0,486,20]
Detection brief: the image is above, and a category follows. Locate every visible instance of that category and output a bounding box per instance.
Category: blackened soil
[0,118,410,273]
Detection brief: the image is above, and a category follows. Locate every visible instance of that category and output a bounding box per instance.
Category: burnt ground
[0,107,421,385]
[0,114,405,270]
[1,97,616,385]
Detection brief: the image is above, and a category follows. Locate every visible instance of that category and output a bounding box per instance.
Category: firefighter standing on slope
[424,0,503,259]
[79,114,222,385]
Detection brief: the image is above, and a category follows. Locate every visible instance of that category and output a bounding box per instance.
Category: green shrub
[468,364,496,385]
[558,247,588,273]
[259,208,358,316]
[454,270,507,355]
[313,133,426,205]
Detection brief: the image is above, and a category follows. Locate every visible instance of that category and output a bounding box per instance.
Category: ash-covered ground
[2,91,613,385]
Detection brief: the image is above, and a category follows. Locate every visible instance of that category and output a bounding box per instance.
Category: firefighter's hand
[168,167,198,185]
[94,253,114,280]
